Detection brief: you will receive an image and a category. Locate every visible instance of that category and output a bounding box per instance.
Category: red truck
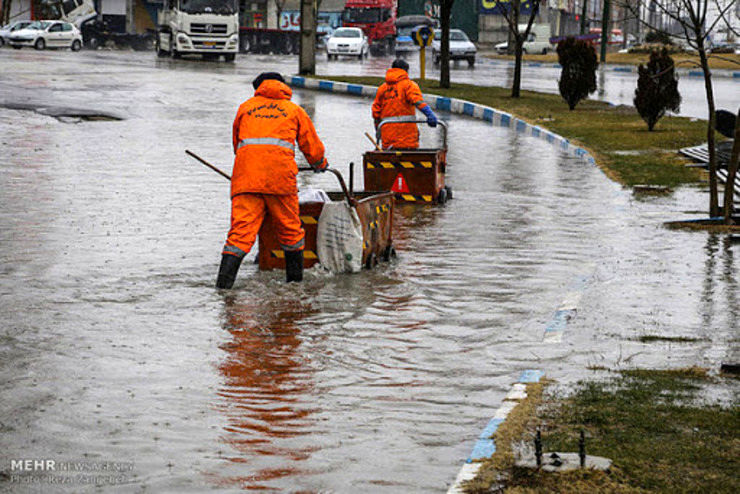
[342,0,396,55]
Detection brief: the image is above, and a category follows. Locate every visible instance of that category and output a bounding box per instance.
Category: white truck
[41,0,154,50]
[156,0,239,61]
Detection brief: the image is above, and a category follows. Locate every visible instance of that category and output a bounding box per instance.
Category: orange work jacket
[231,79,326,197]
[371,68,429,149]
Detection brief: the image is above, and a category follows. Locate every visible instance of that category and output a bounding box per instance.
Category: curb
[288,76,597,167]
[446,370,545,494]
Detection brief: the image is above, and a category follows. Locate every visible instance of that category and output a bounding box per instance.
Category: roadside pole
[599,0,610,62]
[299,0,316,75]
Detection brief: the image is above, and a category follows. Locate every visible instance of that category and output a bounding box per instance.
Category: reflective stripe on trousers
[223,245,247,257]
[237,137,295,152]
[281,238,305,251]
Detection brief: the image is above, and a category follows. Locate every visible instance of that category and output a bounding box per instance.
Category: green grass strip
[469,368,739,493]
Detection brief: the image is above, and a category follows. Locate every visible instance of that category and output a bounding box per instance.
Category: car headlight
[177,33,191,45]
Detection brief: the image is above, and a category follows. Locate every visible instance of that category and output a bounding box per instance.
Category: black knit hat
[252,72,285,90]
[391,59,409,71]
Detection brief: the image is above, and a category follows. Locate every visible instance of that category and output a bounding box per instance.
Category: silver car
[432,29,477,67]
[0,20,33,47]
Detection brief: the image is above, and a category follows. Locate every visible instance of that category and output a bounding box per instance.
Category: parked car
[495,24,553,55]
[395,15,436,55]
[432,28,476,67]
[0,20,33,47]
[326,27,369,60]
[8,20,83,51]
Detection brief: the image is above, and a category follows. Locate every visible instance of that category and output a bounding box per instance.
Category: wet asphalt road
[0,49,738,492]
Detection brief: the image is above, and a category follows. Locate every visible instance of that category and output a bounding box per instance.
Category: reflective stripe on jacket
[231,79,326,196]
[371,68,429,149]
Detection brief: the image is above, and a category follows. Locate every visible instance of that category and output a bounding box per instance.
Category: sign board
[413,26,434,47]
[479,0,537,15]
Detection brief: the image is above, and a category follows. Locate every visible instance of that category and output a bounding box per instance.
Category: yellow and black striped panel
[397,194,433,203]
[375,204,391,214]
[271,250,318,259]
[366,161,433,169]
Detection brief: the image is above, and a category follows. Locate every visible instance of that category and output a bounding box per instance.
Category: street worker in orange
[372,59,438,149]
[216,72,329,289]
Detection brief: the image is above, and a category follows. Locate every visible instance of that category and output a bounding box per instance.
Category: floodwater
[0,50,738,492]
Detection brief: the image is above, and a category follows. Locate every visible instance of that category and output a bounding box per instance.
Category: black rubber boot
[216,254,243,289]
[284,250,303,283]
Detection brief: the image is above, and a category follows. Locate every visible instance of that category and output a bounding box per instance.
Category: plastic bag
[298,188,331,204]
[316,201,363,273]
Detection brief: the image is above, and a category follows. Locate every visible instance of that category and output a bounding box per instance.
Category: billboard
[479,0,537,15]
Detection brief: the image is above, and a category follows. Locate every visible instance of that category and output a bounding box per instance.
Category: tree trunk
[299,0,316,75]
[580,0,588,35]
[512,38,523,98]
[440,1,452,88]
[723,109,740,224]
[697,42,719,217]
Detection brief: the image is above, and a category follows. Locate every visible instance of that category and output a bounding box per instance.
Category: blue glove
[420,105,438,127]
[313,158,328,173]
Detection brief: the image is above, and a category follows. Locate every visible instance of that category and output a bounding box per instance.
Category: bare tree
[439,0,455,88]
[487,0,542,97]
[621,0,739,218]
[724,109,739,224]
[274,0,288,29]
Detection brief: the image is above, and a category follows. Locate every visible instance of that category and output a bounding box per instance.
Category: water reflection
[215,294,319,489]
[700,234,739,337]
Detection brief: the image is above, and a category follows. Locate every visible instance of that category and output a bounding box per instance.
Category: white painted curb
[446,370,545,494]
[288,76,597,167]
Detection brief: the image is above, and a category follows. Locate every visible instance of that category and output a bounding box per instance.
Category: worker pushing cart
[365,59,451,204]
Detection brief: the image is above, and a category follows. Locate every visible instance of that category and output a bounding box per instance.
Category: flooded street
[1,50,738,492]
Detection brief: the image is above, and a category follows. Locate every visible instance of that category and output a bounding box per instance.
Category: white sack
[316,201,363,274]
[298,188,331,204]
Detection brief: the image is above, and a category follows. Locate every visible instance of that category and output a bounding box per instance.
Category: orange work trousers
[223,193,305,257]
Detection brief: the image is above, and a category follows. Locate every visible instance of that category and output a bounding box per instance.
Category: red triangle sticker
[391,173,410,193]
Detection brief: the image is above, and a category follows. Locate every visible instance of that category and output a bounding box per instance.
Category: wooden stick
[364,131,380,150]
[185,149,231,180]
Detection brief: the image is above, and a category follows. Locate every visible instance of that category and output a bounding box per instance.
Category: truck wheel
[71,39,81,52]
[437,187,448,204]
[88,36,101,50]
[34,38,45,50]
[467,57,475,67]
[224,53,235,62]
[365,252,377,269]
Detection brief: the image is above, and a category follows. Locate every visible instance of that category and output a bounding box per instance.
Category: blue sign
[480,0,536,15]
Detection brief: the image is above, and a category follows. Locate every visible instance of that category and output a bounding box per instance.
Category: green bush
[557,37,598,110]
[645,30,674,45]
[634,48,682,131]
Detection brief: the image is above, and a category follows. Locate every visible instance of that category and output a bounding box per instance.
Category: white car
[0,20,33,47]
[495,24,553,55]
[8,20,83,51]
[326,27,369,60]
[432,29,477,67]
